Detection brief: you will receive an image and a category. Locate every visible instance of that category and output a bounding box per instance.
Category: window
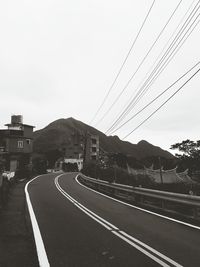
[0,147,5,152]
[91,138,97,145]
[92,147,96,152]
[91,155,96,160]
[26,139,31,145]
[18,141,24,148]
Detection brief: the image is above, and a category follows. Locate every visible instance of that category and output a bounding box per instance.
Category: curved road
[27,172,200,267]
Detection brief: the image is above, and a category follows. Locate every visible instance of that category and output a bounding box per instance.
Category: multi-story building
[63,131,99,162]
[65,131,84,159]
[85,134,99,162]
[0,115,34,171]
[56,131,100,171]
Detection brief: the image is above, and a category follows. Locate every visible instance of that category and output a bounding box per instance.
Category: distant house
[64,131,100,162]
[55,131,100,171]
[127,164,193,184]
[145,167,193,184]
[0,115,34,172]
[85,134,99,162]
[64,130,84,160]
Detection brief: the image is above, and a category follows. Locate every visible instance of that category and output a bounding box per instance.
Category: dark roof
[5,123,35,128]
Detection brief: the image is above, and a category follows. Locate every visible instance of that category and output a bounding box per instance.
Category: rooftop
[5,123,35,128]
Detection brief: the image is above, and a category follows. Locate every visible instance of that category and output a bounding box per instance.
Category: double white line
[55,174,183,267]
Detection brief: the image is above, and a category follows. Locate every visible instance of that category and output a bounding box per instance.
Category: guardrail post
[193,207,200,220]
[161,199,165,209]
[135,193,143,204]
[114,188,117,197]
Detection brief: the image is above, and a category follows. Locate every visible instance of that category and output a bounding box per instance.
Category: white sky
[0,0,199,153]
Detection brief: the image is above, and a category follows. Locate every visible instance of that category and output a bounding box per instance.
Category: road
[26,172,200,267]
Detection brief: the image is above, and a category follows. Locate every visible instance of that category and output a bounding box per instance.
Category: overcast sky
[0,0,199,152]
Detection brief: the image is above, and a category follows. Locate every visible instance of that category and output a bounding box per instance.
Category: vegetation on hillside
[170,139,200,182]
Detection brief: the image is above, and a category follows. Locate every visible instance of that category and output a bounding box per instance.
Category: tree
[45,149,64,168]
[171,140,200,158]
[106,153,127,169]
[62,162,78,172]
[32,154,47,175]
[0,158,6,172]
[170,139,200,172]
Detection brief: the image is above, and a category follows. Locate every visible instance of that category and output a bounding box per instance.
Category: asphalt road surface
[26,172,200,267]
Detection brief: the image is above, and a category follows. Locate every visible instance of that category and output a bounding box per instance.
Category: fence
[78,174,200,222]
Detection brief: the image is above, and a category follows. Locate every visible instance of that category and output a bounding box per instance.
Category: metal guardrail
[78,174,200,222]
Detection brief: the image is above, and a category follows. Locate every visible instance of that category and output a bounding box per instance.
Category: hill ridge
[33,117,173,160]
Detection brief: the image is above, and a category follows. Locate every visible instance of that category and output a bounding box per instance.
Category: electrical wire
[122,65,200,139]
[130,0,200,108]
[95,0,183,127]
[90,0,156,124]
[123,8,200,118]
[109,61,200,134]
[106,0,200,134]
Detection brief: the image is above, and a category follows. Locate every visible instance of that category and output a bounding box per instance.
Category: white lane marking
[112,231,171,267]
[76,175,200,231]
[118,231,179,267]
[55,174,182,267]
[25,175,50,267]
[55,175,117,230]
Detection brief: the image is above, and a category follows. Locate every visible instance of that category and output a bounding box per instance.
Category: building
[85,134,99,162]
[127,164,193,184]
[63,131,99,162]
[55,132,100,171]
[0,115,34,172]
[64,131,84,159]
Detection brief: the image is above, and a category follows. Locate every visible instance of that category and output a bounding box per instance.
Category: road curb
[25,176,50,267]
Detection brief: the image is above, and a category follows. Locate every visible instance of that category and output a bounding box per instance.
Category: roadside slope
[0,180,39,267]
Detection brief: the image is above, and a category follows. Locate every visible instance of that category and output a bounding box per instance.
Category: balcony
[0,146,7,154]
[0,129,23,137]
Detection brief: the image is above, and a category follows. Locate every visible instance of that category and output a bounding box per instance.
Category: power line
[126,7,200,115]
[106,0,200,134]
[95,0,183,127]
[109,61,200,134]
[122,65,200,139]
[90,0,156,124]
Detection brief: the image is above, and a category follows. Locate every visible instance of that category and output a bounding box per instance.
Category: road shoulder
[0,180,39,267]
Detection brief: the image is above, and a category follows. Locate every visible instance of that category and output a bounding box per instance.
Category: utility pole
[83,131,88,164]
[158,156,163,184]
[113,157,117,183]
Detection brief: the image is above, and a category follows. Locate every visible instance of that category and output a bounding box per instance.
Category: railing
[78,174,200,222]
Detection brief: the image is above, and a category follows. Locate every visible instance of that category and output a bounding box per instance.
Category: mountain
[33,117,174,160]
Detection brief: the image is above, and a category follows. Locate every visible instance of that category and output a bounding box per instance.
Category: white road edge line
[25,175,50,267]
[76,175,200,231]
[55,174,182,267]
